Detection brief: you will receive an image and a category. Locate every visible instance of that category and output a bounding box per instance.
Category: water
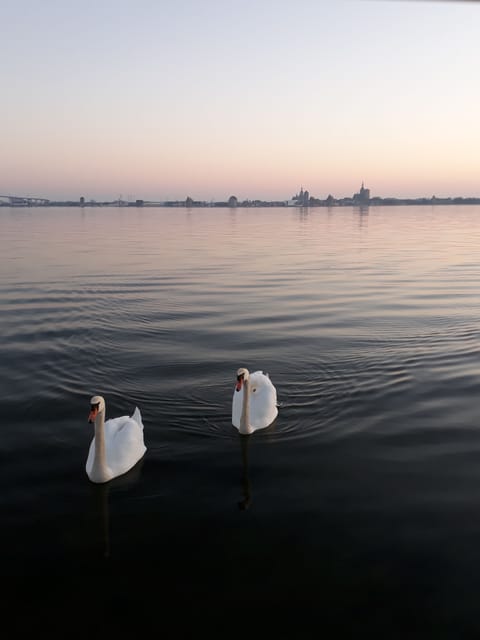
[1,205,480,637]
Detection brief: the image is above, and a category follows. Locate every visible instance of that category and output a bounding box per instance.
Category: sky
[1,0,479,202]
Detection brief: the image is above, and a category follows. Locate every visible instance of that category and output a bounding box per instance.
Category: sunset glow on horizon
[2,0,479,202]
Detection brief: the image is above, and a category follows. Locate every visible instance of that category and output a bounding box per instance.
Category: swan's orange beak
[88,407,98,423]
[235,378,243,392]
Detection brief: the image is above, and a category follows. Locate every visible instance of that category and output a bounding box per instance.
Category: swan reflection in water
[238,434,252,511]
[89,457,145,558]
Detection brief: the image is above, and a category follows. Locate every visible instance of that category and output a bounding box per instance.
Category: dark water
[2,205,480,637]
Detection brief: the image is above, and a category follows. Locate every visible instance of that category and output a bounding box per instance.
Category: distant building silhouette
[289,186,310,206]
[228,195,238,207]
[353,182,370,205]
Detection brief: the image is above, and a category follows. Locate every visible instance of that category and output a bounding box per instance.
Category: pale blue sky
[1,0,479,201]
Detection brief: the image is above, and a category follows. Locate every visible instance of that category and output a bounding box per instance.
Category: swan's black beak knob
[236,374,244,392]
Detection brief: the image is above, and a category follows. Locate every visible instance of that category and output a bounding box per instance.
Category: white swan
[232,368,278,435]
[86,395,146,484]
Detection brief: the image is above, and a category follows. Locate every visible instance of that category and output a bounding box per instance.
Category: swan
[86,395,146,484]
[232,368,278,435]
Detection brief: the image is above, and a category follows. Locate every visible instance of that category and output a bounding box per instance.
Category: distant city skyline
[2,1,479,202]
[3,177,480,206]
[3,181,480,208]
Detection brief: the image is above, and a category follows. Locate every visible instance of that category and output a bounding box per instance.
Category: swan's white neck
[239,378,253,435]
[90,408,111,483]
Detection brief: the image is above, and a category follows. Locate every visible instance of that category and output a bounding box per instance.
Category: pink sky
[2,0,479,202]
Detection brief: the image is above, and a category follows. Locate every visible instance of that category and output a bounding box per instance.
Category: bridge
[0,194,50,206]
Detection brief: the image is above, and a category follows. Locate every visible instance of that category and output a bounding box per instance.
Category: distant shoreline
[2,196,480,208]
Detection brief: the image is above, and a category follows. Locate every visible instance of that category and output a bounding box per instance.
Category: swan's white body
[232,368,278,435]
[86,395,146,484]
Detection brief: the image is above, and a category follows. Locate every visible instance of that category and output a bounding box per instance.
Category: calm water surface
[1,205,480,637]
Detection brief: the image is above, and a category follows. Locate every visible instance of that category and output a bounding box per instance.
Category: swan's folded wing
[250,388,278,428]
[247,371,278,428]
[106,416,147,472]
